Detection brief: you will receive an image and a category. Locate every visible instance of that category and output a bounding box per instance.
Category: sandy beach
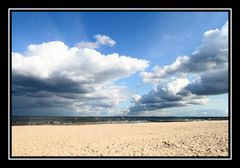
[12,121,228,157]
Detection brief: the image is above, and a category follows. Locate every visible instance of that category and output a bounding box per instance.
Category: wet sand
[12,121,228,157]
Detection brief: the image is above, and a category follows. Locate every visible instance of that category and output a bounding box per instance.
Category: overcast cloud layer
[129,22,228,114]
[12,34,149,115]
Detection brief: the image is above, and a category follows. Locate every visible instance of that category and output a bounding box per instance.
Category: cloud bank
[129,22,228,114]
[129,78,208,114]
[12,35,149,115]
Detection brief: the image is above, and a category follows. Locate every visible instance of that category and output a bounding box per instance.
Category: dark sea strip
[11,116,228,126]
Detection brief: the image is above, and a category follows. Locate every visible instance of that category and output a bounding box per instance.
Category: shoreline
[11,119,229,126]
[12,120,228,157]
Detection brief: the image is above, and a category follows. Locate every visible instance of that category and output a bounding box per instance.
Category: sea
[11,116,228,126]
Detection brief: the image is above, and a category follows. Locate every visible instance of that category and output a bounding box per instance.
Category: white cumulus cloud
[129,77,208,114]
[12,38,149,116]
[129,21,228,114]
[142,21,228,84]
[76,34,116,49]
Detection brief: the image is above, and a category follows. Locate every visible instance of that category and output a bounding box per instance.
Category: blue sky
[12,11,229,116]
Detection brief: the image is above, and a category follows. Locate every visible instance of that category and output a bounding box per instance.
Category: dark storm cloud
[12,74,93,95]
[12,73,97,116]
[129,78,208,113]
[12,73,95,113]
[186,68,228,95]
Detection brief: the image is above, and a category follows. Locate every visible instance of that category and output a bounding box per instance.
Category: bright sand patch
[12,121,228,157]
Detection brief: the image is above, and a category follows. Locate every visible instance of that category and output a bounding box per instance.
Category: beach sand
[12,121,228,157]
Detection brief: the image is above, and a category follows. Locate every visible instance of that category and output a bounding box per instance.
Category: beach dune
[12,121,228,157]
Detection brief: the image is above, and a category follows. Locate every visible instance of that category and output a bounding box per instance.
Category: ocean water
[11,116,228,126]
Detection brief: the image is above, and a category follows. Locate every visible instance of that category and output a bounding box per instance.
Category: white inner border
[8,8,232,160]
